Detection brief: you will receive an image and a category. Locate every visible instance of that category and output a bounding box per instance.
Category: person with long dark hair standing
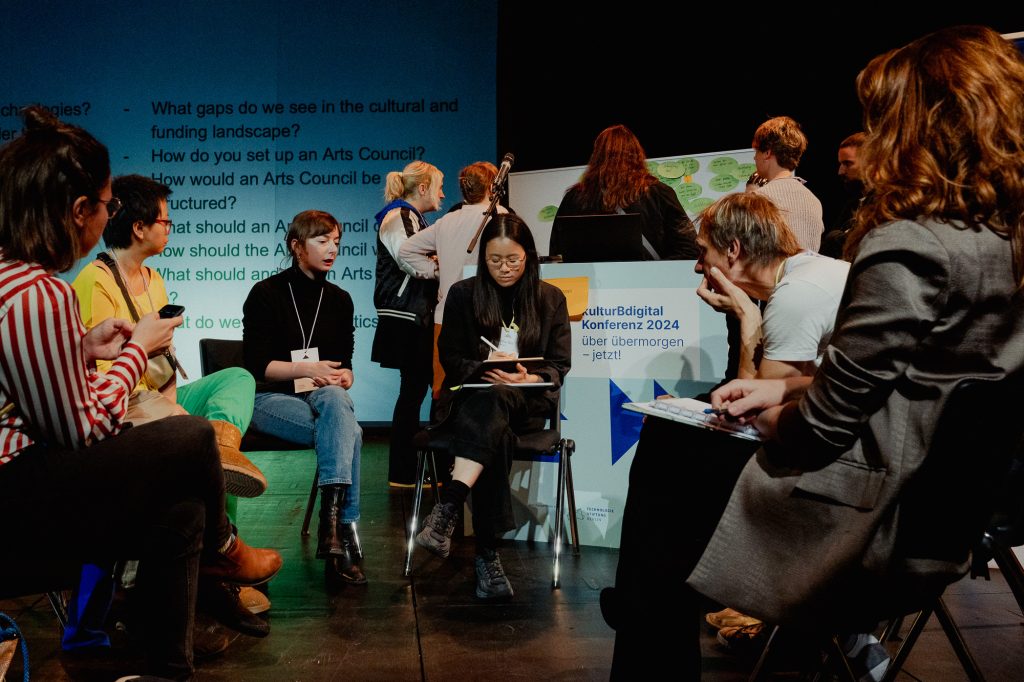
[242,210,366,586]
[0,106,281,681]
[550,124,698,261]
[371,160,443,486]
[608,25,1024,679]
[414,214,571,599]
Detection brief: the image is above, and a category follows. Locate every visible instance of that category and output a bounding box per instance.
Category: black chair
[867,449,1024,682]
[748,374,1024,682]
[403,394,581,588]
[198,338,320,537]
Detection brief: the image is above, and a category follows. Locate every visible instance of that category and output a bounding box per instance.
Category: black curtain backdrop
[496,8,1021,228]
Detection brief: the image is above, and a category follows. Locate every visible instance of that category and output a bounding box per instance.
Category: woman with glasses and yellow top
[72,174,265,497]
[414,213,571,600]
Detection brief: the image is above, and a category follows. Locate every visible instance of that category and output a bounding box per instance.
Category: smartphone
[158,304,185,319]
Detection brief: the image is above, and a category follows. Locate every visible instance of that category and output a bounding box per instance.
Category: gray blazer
[687,218,1024,628]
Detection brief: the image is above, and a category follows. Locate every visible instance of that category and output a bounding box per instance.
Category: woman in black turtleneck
[242,210,366,585]
[414,213,571,600]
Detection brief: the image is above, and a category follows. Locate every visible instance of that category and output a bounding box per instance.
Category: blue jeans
[251,386,362,523]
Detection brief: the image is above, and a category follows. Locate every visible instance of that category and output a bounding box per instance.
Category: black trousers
[389,358,433,484]
[0,415,230,681]
[610,417,758,680]
[445,385,541,539]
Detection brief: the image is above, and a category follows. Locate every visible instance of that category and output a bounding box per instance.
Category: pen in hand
[704,406,736,421]
[480,336,501,353]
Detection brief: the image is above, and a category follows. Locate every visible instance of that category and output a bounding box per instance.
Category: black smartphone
[158,304,185,318]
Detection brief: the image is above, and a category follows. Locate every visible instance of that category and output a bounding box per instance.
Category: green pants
[176,367,255,433]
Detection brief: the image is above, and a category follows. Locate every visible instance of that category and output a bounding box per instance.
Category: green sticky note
[676,183,703,200]
[707,157,739,175]
[733,163,757,180]
[709,174,739,192]
[657,159,690,179]
[537,205,559,222]
[685,197,714,214]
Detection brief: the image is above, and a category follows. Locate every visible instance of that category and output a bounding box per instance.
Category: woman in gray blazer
[608,25,1024,679]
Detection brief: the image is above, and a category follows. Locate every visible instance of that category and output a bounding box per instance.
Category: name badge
[498,326,519,356]
[290,346,319,393]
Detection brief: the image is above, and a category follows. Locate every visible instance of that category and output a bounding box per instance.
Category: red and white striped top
[0,257,146,466]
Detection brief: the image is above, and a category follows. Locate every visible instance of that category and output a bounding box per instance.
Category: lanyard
[287,283,324,351]
[109,250,157,313]
[502,294,519,332]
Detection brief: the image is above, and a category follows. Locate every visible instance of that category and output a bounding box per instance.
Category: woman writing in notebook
[414,213,571,600]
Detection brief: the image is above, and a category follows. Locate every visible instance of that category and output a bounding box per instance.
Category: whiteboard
[508,148,756,255]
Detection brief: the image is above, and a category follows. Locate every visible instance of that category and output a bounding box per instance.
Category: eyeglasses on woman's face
[486,255,523,269]
[98,196,123,219]
[152,218,174,233]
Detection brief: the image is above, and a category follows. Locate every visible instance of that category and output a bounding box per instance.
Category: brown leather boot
[200,534,283,586]
[210,420,267,498]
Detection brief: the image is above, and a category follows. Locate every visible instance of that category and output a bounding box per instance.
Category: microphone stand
[467,180,507,254]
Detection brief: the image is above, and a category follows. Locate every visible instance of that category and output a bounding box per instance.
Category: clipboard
[622,397,764,441]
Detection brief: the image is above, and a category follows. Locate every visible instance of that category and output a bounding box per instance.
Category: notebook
[466,357,545,383]
[622,397,764,441]
[550,213,645,262]
[460,382,555,389]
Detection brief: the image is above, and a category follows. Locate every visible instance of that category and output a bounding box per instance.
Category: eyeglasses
[153,218,174,233]
[98,196,123,219]
[486,255,524,268]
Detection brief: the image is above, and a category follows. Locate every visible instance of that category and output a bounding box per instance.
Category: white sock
[219,532,236,554]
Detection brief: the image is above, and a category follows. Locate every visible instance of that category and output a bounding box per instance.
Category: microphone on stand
[468,153,515,253]
[490,153,515,194]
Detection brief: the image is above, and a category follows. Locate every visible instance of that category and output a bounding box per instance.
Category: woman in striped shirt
[0,106,281,681]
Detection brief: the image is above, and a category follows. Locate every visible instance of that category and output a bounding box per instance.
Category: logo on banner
[608,379,672,464]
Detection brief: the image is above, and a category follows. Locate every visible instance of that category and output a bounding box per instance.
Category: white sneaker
[843,633,890,682]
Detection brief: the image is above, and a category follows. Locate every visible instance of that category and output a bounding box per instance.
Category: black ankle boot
[339,522,363,561]
[326,522,367,585]
[316,485,345,559]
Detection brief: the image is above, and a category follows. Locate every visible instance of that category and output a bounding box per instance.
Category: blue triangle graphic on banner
[609,379,644,465]
[653,379,671,399]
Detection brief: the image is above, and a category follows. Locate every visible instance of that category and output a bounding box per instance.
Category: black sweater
[242,266,355,394]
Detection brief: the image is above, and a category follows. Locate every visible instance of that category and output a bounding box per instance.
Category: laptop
[549,213,646,263]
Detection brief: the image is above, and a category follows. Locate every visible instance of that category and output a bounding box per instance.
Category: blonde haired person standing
[371,161,443,486]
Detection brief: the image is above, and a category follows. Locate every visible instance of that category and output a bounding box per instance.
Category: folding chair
[403,394,580,588]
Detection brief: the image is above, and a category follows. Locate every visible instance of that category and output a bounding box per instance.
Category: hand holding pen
[480,335,515,360]
[703,405,736,421]
[479,336,537,384]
